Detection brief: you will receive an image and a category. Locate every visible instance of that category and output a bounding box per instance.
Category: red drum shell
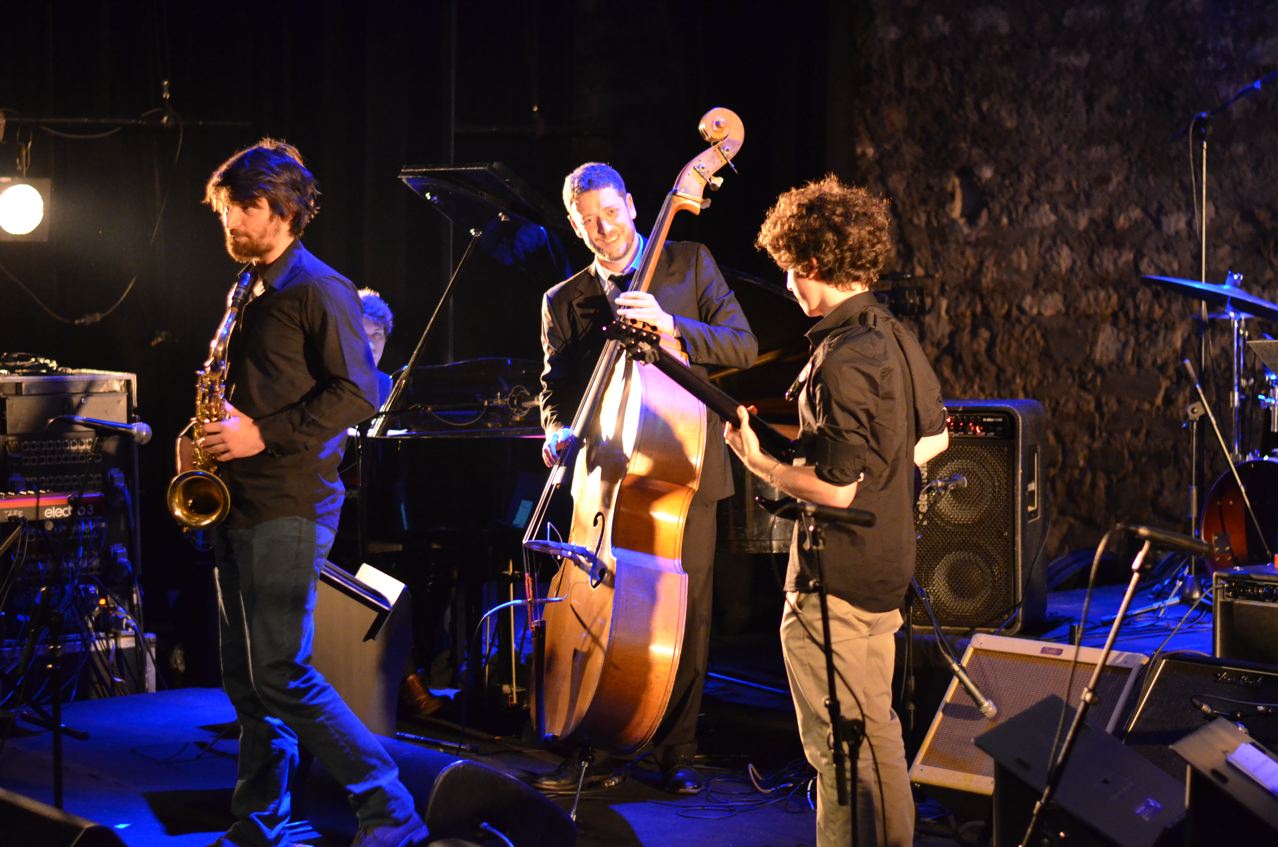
[1200,459,1278,570]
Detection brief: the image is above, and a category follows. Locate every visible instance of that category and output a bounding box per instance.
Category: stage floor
[0,577,1225,846]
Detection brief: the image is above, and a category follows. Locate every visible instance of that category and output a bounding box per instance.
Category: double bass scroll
[522,108,745,754]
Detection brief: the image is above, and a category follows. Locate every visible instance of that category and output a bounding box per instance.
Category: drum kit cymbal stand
[1128,75,1278,615]
[1138,271,1278,612]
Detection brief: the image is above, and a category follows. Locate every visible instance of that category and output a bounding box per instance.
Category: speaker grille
[910,634,1147,796]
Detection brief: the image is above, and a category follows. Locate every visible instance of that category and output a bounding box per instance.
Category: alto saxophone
[166,270,254,538]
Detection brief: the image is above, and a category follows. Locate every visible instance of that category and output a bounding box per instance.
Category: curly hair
[358,288,394,336]
[562,162,627,211]
[204,137,320,236]
[755,175,892,290]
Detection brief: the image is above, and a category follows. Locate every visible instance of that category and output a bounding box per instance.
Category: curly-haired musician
[728,175,948,846]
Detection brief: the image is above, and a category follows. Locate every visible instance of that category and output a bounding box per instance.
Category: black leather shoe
[533,752,621,791]
[661,756,705,795]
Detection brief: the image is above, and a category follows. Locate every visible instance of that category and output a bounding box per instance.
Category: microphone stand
[758,497,874,847]
[1019,537,1155,847]
[909,578,996,719]
[1186,358,1272,564]
[795,509,865,846]
[1170,70,1278,566]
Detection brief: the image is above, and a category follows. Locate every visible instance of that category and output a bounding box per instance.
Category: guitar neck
[643,344,796,463]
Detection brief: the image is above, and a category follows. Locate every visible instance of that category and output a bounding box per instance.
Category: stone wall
[840,1,1278,553]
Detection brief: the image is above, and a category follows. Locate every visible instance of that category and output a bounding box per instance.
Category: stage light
[0,177,50,241]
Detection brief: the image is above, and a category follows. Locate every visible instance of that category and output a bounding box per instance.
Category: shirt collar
[805,290,882,348]
[256,238,301,290]
[591,232,645,286]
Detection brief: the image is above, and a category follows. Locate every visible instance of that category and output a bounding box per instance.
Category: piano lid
[400,162,568,235]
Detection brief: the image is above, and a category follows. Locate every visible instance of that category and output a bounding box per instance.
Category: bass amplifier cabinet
[914,399,1047,633]
[910,634,1147,800]
[1122,652,1278,780]
[1213,564,1278,665]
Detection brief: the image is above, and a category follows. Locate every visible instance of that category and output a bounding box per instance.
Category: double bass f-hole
[522,107,745,753]
[589,512,606,588]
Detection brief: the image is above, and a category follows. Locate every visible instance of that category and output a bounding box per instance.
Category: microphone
[505,385,540,413]
[950,658,998,719]
[1120,523,1213,558]
[47,415,153,445]
[923,473,967,497]
[755,496,876,528]
[523,539,601,567]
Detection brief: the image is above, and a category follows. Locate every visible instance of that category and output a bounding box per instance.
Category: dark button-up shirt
[223,239,379,529]
[787,291,946,612]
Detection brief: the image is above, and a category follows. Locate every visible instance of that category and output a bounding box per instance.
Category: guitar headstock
[605,318,662,364]
[670,107,744,216]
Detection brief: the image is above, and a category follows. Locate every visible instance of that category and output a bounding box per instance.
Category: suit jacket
[538,241,757,501]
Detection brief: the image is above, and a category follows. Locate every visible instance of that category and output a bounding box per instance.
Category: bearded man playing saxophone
[193,138,426,847]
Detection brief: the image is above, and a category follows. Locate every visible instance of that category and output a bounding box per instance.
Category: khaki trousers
[781,592,913,847]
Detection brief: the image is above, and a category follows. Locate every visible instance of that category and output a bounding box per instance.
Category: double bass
[522,108,745,753]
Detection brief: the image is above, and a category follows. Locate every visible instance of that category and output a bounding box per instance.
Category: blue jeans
[215,517,418,846]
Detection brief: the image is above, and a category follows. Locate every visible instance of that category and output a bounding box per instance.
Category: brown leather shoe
[400,672,445,719]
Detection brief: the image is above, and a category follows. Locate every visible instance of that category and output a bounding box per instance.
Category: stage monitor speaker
[1170,717,1278,843]
[976,695,1185,847]
[314,561,413,736]
[1121,651,1278,780]
[1213,564,1278,665]
[910,634,1146,800]
[425,760,576,847]
[0,787,127,846]
[914,399,1047,633]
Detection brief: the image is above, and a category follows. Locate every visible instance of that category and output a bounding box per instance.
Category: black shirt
[787,292,946,612]
[223,240,379,530]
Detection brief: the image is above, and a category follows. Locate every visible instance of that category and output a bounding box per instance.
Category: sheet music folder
[399,162,565,232]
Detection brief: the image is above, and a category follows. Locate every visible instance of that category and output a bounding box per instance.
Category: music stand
[399,163,567,235]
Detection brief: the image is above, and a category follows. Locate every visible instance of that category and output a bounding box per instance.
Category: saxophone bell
[167,271,253,545]
[166,467,232,530]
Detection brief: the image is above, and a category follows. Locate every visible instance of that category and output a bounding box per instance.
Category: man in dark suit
[535,162,757,794]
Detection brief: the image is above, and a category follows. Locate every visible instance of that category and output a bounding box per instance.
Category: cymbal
[1143,275,1278,321]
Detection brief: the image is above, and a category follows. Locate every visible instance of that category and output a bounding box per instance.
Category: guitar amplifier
[1213,564,1278,665]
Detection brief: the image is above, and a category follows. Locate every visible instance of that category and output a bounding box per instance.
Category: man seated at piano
[536,162,757,794]
[359,287,395,407]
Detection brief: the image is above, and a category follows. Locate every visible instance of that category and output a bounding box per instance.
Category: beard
[224,231,272,262]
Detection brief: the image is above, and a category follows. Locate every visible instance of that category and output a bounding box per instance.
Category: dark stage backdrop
[3,1,1277,669]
